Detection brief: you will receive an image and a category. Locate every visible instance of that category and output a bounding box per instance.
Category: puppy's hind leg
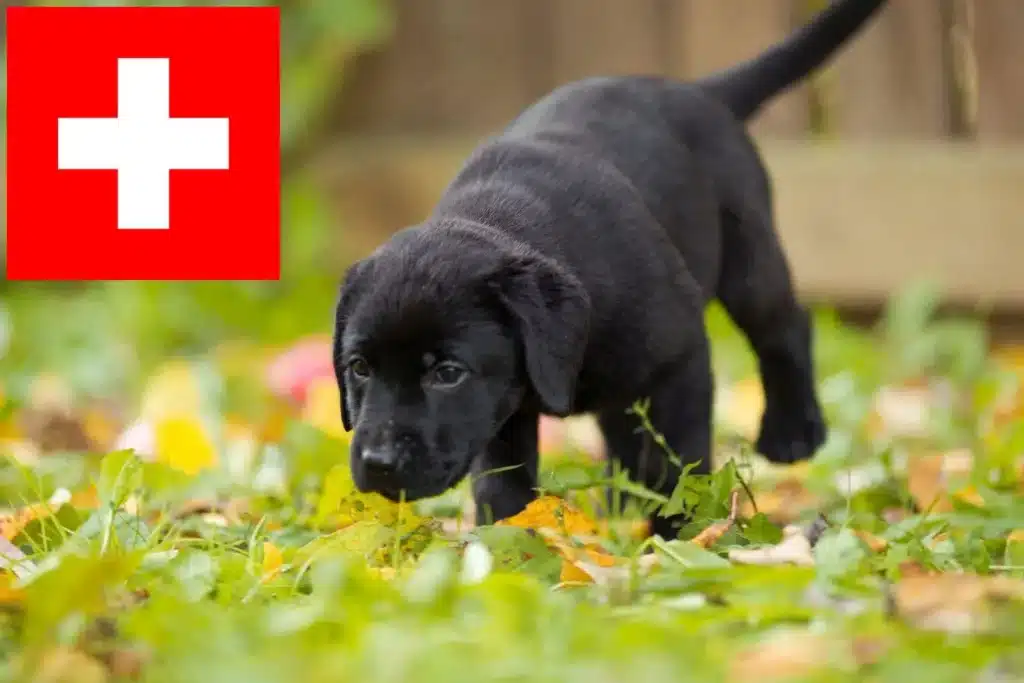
[716,205,826,464]
[598,337,714,541]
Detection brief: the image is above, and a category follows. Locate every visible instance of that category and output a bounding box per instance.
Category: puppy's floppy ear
[332,259,370,432]
[491,253,591,416]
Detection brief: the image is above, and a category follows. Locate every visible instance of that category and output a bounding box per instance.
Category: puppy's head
[332,222,590,502]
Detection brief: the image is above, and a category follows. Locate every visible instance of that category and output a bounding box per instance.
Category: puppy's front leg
[598,336,714,541]
[470,408,540,526]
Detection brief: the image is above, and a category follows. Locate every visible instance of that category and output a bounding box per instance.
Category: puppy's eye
[428,362,468,388]
[348,357,371,380]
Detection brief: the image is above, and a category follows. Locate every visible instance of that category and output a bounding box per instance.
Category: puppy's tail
[694,0,887,120]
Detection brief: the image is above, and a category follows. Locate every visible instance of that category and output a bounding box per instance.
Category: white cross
[57,57,230,230]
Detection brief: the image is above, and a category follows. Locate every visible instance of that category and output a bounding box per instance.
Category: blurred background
[0,0,1022,470]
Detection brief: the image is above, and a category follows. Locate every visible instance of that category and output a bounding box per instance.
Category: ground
[1,282,1023,683]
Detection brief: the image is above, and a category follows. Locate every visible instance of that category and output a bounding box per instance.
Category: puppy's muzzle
[360,447,400,477]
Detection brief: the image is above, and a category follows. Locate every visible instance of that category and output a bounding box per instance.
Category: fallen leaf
[153,416,218,475]
[728,525,815,567]
[897,560,935,578]
[261,541,283,581]
[852,529,889,553]
[894,573,1024,634]
[906,449,975,512]
[1,500,60,541]
[690,490,738,549]
[0,571,25,605]
[23,646,108,683]
[498,495,600,538]
[499,496,618,585]
[740,473,819,524]
[730,628,834,681]
[868,381,952,438]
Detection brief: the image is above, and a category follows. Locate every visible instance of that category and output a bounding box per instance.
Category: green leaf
[97,449,144,508]
[653,538,731,569]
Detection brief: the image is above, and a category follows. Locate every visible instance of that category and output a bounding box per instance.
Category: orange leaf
[691,490,739,549]
[853,529,888,553]
[497,495,600,538]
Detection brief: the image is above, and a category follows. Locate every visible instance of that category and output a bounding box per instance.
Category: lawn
[0,281,1023,683]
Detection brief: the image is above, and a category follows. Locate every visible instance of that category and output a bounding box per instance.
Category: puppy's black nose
[361,447,399,474]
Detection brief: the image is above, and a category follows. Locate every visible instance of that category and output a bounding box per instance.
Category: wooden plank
[668,0,809,137]
[314,136,1024,307]
[431,0,551,133]
[768,141,1024,305]
[548,0,667,84]
[827,1,949,139]
[972,0,1024,141]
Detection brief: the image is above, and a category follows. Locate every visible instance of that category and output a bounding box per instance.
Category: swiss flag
[5,6,280,281]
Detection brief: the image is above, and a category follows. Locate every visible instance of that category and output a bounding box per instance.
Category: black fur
[333,0,888,538]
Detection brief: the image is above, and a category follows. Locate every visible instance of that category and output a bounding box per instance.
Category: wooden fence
[315,0,1024,316]
[336,0,1024,142]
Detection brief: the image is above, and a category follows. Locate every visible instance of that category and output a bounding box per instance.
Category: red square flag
[5,6,280,280]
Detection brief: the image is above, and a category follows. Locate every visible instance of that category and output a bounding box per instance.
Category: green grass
[1,280,1023,683]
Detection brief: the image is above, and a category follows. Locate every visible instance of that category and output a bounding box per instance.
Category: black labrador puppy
[333,0,888,539]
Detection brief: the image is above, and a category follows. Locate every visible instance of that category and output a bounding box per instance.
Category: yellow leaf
[153,416,218,475]
[367,567,397,581]
[558,558,592,584]
[301,376,350,441]
[1,501,57,541]
[70,485,100,510]
[261,541,283,580]
[0,572,24,605]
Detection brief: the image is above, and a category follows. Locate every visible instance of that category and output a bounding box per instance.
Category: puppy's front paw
[755,400,826,464]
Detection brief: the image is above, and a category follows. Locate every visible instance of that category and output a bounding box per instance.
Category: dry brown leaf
[691,490,739,549]
[22,646,108,683]
[728,525,815,567]
[852,529,889,553]
[906,449,975,513]
[893,573,1024,634]
[730,628,833,682]
[897,560,936,578]
[740,474,820,525]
